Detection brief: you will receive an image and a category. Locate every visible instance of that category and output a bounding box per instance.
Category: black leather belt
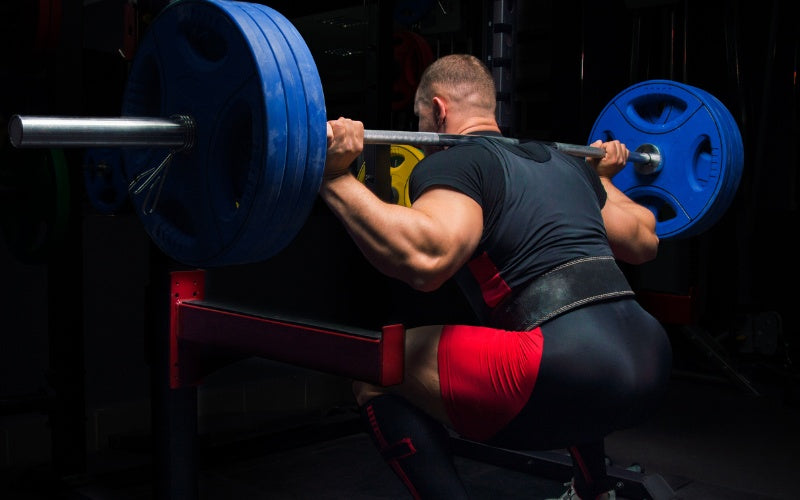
[489,256,634,331]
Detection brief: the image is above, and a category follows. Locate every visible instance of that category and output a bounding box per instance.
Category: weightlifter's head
[414,54,498,137]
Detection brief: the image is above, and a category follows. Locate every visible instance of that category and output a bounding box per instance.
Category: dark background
[0,0,797,496]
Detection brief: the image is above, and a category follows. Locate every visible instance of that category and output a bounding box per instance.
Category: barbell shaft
[8,115,660,167]
[367,132,658,166]
[363,130,520,147]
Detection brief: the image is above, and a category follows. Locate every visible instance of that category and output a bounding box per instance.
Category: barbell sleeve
[8,115,194,150]
[8,114,659,167]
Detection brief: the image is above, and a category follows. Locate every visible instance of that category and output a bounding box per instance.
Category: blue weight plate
[222,1,309,264]
[121,0,289,267]
[257,4,327,247]
[83,147,129,215]
[589,80,737,239]
[691,87,744,236]
[660,84,731,239]
[663,84,742,238]
[233,2,322,262]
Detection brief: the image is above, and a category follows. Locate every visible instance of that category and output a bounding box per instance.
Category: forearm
[600,176,659,264]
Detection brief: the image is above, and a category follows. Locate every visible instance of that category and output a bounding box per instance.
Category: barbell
[6,112,662,178]
[6,0,743,268]
[8,116,659,164]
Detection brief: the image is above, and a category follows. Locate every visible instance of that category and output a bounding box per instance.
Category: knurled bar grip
[367,132,658,165]
[8,115,659,166]
[362,129,523,146]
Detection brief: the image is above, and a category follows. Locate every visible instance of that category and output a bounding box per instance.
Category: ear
[432,96,446,127]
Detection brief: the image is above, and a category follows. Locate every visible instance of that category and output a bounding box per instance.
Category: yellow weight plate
[355,144,424,206]
[389,144,424,207]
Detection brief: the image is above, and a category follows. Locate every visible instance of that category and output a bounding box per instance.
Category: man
[320,54,672,499]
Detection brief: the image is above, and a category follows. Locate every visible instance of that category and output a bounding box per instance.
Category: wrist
[322,170,353,182]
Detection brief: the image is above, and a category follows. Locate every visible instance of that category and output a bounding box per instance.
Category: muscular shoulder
[408,143,500,205]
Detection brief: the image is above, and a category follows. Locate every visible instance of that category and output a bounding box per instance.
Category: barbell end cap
[633,157,663,175]
[633,144,663,175]
[8,115,23,148]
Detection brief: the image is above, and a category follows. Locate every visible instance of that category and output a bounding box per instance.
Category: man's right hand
[324,117,365,179]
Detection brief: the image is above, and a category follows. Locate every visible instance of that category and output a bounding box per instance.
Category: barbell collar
[8,115,193,150]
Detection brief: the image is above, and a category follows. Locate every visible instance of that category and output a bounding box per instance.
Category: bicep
[410,186,484,278]
[601,200,659,265]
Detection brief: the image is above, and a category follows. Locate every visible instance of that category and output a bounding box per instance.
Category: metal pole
[9,115,660,168]
[8,115,194,149]
[363,129,522,146]
[550,141,658,167]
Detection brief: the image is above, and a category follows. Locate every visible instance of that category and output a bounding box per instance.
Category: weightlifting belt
[489,256,634,331]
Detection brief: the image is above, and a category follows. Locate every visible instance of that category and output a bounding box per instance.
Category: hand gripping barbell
[7,0,743,268]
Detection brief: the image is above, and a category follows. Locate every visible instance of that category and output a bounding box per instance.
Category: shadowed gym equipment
[1,1,799,499]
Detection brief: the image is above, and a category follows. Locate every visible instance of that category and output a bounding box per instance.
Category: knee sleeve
[360,394,469,499]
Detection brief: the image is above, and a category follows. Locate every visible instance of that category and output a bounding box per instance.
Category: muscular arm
[600,176,659,264]
[590,140,659,265]
[319,118,483,292]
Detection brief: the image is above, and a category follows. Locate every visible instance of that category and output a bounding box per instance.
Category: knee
[352,380,386,407]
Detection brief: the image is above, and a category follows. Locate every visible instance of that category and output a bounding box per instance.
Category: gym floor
[5,361,798,500]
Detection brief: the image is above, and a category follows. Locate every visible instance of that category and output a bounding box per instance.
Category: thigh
[436,324,543,442]
[354,323,546,442]
[353,324,452,426]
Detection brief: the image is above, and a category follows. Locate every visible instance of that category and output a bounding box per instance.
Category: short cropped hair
[415,54,496,113]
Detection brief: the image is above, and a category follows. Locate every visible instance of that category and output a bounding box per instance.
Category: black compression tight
[360,394,469,499]
[489,298,672,449]
[488,298,672,498]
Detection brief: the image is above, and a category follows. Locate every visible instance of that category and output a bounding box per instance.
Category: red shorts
[437,324,544,442]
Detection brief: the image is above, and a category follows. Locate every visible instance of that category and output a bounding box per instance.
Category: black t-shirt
[409,135,613,320]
